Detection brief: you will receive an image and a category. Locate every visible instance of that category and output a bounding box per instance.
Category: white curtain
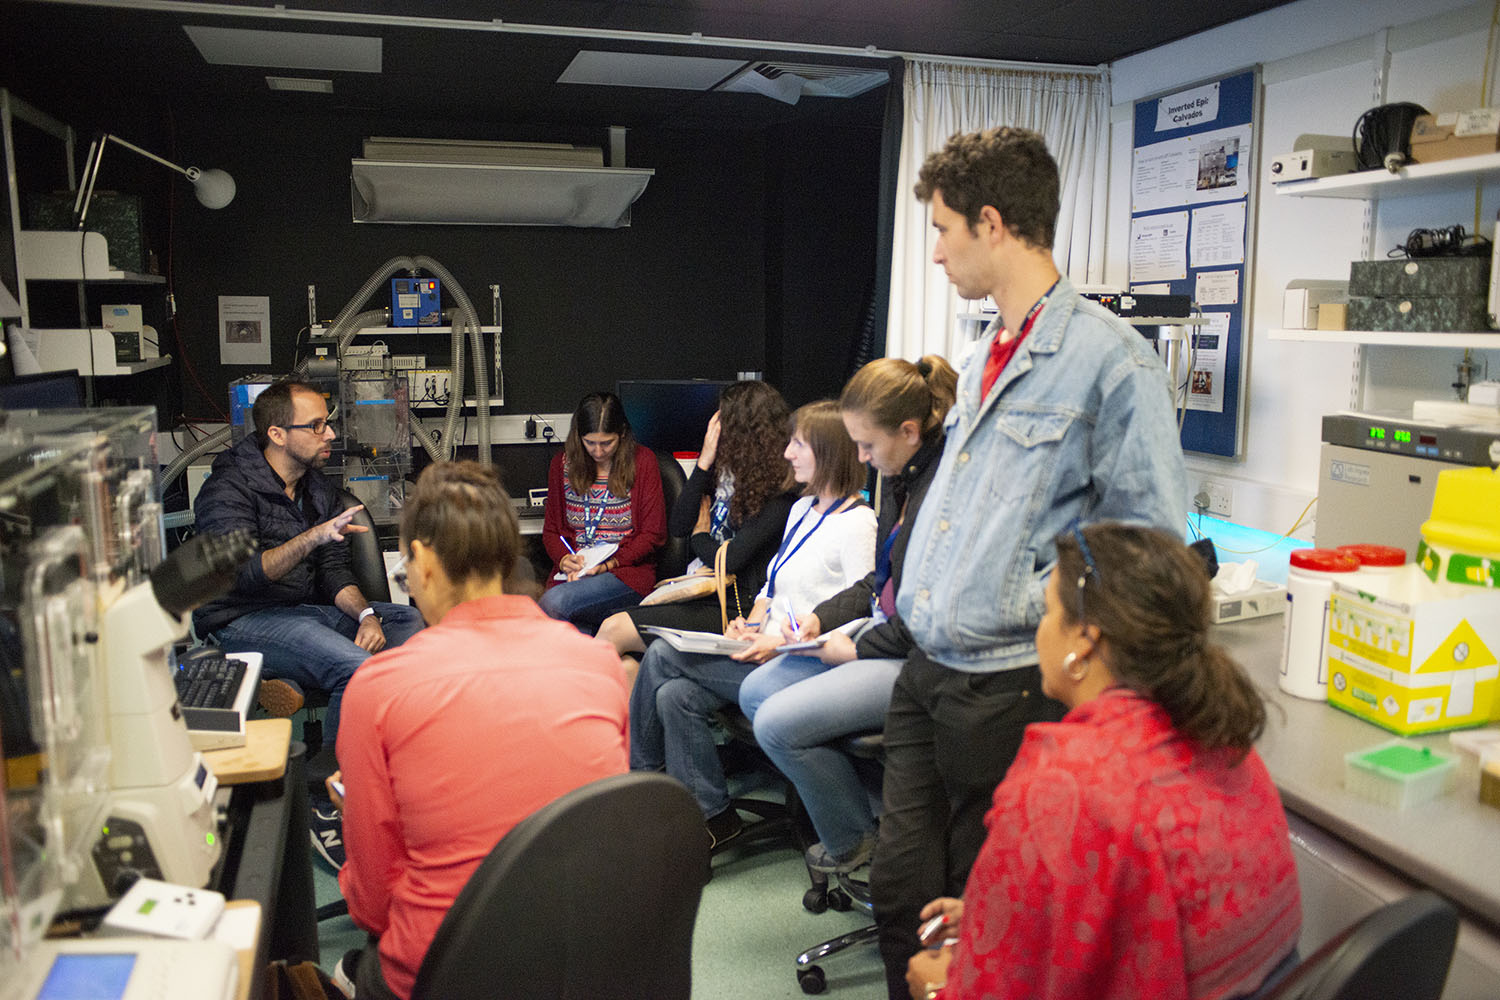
[885,60,1109,364]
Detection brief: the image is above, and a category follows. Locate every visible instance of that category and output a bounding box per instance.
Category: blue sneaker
[310,801,345,871]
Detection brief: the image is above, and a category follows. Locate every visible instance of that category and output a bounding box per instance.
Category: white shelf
[1268,327,1500,348]
[33,328,172,375]
[347,325,501,336]
[1272,152,1500,200]
[18,230,163,283]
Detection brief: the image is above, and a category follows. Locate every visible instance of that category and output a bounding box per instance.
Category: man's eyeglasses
[1070,521,1099,623]
[282,418,330,434]
[390,554,409,595]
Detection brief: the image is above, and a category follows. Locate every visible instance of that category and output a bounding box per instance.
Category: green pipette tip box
[1345,739,1457,808]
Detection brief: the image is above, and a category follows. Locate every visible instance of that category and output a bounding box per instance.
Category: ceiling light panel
[184,25,382,73]
[558,51,748,91]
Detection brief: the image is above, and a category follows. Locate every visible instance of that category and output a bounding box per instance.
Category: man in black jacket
[193,379,423,763]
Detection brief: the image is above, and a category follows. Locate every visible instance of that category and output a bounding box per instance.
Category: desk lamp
[73,133,236,229]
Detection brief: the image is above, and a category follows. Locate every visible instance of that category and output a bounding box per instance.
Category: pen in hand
[560,536,576,554]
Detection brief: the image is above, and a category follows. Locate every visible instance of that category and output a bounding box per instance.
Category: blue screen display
[37,953,136,1000]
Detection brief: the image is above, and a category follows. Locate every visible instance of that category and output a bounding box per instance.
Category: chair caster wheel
[827,887,852,912]
[798,965,827,994]
[803,886,829,914]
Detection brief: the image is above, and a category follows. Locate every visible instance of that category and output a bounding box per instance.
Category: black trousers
[869,649,1065,1000]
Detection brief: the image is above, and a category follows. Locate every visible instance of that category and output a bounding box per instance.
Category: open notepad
[640,626,753,656]
[553,542,618,581]
[773,617,870,654]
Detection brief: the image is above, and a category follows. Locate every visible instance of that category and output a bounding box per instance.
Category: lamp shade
[190,168,236,209]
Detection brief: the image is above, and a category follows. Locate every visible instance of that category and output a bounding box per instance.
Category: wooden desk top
[203,719,291,785]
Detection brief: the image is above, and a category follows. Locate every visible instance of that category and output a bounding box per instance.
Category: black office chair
[409,771,710,1000]
[1261,890,1459,1000]
[794,731,883,995]
[654,449,691,580]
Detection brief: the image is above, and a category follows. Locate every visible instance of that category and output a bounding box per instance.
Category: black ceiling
[1,0,1298,133]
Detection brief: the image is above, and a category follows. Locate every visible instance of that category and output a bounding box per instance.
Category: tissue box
[1326,565,1500,735]
[1211,580,1286,624]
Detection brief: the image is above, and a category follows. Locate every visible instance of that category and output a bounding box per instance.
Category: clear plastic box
[1344,739,1457,808]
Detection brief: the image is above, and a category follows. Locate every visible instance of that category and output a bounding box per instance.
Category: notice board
[1131,69,1258,457]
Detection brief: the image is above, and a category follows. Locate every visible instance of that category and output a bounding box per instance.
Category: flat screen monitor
[0,371,85,410]
[616,379,735,455]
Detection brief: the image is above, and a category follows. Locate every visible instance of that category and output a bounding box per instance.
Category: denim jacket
[896,277,1187,673]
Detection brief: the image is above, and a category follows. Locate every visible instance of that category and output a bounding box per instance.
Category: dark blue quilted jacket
[191,435,359,636]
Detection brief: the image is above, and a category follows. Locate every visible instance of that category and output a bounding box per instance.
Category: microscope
[64,530,257,908]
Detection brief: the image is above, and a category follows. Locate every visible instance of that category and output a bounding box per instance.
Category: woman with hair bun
[908,522,1301,1000]
[739,354,957,875]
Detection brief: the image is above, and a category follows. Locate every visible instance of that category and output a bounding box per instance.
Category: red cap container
[1289,548,1360,573]
[1334,544,1406,568]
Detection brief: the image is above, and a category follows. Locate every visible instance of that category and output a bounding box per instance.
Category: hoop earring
[1062,651,1088,682]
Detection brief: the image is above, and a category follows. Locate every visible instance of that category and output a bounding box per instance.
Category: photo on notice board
[218,295,271,365]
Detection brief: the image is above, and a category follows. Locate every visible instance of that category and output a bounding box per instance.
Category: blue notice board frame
[1131,69,1258,457]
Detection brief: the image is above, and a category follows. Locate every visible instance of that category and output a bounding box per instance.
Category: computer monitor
[0,371,85,410]
[616,379,735,455]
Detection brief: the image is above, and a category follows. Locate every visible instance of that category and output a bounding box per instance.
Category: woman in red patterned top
[540,392,666,633]
[907,523,1301,1000]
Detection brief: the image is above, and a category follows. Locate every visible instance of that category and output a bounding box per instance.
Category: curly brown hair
[714,380,792,527]
[914,127,1059,250]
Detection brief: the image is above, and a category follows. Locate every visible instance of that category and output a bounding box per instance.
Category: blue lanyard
[580,483,607,545]
[766,500,840,599]
[872,521,901,595]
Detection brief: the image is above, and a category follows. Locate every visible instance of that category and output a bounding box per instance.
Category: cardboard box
[1325,565,1500,735]
[1317,302,1348,330]
[1282,280,1348,329]
[1410,109,1500,164]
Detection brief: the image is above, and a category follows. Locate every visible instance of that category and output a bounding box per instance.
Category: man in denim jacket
[871,127,1187,999]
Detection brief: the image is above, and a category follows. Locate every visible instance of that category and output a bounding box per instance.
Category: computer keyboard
[174,653,248,710]
[172,650,262,750]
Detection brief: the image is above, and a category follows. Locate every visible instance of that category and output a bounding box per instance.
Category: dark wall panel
[165,111,772,418]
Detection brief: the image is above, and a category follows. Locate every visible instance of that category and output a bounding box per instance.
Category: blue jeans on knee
[538,572,639,632]
[629,641,755,818]
[740,654,902,857]
[212,601,424,742]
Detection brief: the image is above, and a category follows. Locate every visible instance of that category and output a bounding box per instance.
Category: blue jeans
[629,641,756,818]
[538,572,639,633]
[212,601,425,742]
[740,654,902,857]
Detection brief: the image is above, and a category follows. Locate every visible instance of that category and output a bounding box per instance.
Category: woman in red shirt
[540,392,666,633]
[908,523,1301,1000]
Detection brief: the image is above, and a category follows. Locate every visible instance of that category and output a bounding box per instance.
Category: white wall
[1107,0,1500,537]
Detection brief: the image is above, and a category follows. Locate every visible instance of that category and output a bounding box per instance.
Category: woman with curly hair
[597,380,799,684]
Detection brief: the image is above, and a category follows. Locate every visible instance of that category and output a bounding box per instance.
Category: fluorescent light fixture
[719,62,890,104]
[183,25,382,73]
[558,51,747,91]
[266,76,335,93]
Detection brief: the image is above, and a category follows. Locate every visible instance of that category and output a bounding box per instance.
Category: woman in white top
[628,400,876,849]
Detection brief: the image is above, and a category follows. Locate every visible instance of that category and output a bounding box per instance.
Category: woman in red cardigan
[907,523,1301,1000]
[540,392,666,633]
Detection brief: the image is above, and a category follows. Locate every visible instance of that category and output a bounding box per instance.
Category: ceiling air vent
[718,62,890,105]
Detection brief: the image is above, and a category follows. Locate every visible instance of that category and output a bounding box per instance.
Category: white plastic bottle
[1280,548,1360,701]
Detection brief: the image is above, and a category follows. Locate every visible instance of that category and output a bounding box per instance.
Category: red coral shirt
[941,688,1300,1000]
[337,596,629,999]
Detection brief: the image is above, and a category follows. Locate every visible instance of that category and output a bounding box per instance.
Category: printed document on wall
[1186,312,1230,413]
[218,296,271,365]
[1132,124,1253,215]
[1129,211,1188,283]
[1190,202,1246,269]
[1194,269,1240,306]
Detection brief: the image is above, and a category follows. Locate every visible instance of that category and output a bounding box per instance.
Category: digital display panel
[37,953,136,1000]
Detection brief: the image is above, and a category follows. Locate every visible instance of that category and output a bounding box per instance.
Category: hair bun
[916,359,933,377]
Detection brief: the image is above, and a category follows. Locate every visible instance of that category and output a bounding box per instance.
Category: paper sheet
[554,542,619,581]
[1129,211,1188,283]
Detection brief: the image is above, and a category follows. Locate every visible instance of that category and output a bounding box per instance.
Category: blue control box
[391,277,441,326]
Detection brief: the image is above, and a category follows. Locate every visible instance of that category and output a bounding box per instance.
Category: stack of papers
[554,542,618,581]
[641,626,752,655]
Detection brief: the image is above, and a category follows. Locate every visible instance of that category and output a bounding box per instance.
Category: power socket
[406,368,452,407]
[1197,480,1233,518]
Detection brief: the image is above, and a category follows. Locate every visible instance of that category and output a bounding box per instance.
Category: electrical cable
[1208,496,1318,555]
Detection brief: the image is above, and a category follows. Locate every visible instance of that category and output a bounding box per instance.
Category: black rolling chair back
[411,772,710,1000]
[337,487,390,602]
[654,450,691,580]
[1263,890,1459,1000]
